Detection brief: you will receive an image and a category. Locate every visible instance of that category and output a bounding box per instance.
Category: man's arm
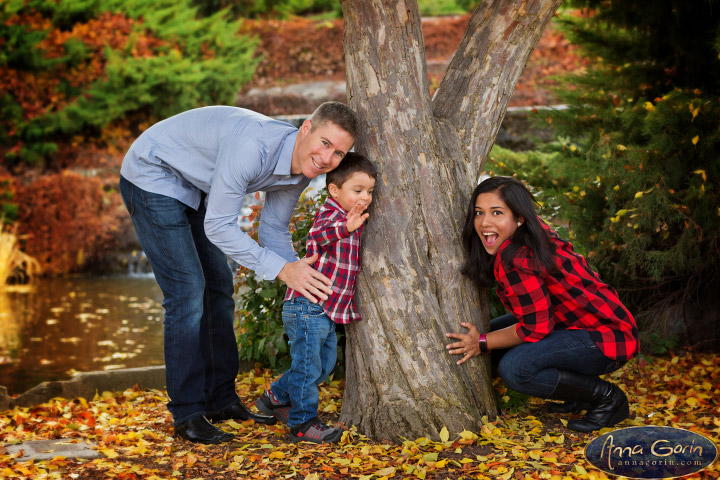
[260,187,334,302]
[259,186,306,263]
[204,139,288,280]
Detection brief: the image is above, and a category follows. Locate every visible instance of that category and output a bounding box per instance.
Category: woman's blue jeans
[271,297,337,428]
[491,314,625,398]
[119,176,240,425]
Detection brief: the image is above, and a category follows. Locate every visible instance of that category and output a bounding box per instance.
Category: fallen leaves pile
[1,350,718,479]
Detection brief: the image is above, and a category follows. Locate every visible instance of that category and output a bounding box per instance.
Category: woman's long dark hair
[461,176,555,288]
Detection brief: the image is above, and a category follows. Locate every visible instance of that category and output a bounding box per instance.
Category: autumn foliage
[14,171,123,275]
[0,350,718,479]
[238,13,586,113]
[1,0,259,273]
[1,0,257,169]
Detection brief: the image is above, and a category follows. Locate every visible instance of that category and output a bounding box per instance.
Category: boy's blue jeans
[491,314,625,398]
[119,176,240,425]
[271,297,337,427]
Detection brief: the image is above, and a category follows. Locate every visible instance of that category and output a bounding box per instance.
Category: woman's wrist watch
[478,333,490,354]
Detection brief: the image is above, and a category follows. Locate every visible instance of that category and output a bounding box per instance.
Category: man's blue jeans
[119,176,240,425]
[491,314,625,398]
[271,297,337,427]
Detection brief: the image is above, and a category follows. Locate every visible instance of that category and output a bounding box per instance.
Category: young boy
[256,152,377,443]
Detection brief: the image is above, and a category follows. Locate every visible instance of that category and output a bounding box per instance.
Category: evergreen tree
[0,0,258,168]
[544,0,720,349]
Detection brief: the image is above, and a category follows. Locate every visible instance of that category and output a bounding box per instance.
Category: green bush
[193,0,341,19]
[193,0,476,19]
[1,0,258,168]
[235,189,328,371]
[536,1,720,348]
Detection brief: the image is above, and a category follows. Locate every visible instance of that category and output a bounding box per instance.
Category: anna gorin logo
[584,426,718,479]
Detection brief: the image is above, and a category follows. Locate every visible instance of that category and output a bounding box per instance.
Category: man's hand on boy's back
[346,204,370,233]
[277,253,333,303]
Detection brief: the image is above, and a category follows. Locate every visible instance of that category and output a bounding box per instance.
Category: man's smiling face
[291,120,355,178]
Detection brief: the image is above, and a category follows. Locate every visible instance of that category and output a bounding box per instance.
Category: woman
[446,176,638,432]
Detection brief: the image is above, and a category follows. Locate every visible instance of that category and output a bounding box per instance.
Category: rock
[9,366,167,408]
[0,386,10,411]
[235,80,347,116]
[4,439,102,461]
[497,106,559,151]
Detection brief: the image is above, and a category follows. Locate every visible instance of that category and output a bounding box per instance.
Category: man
[119,102,358,444]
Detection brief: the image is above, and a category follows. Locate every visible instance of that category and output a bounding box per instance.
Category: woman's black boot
[549,370,629,433]
[546,400,592,414]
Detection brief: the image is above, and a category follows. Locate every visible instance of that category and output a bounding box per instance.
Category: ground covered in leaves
[1,351,718,479]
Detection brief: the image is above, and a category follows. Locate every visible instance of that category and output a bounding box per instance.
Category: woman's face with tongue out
[473,190,524,255]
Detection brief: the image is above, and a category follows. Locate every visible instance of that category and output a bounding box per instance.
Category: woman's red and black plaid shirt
[494,219,639,361]
[285,197,364,324]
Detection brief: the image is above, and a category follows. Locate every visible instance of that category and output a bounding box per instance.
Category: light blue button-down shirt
[120,106,311,281]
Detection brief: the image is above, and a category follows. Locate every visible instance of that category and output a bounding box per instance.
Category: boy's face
[291,120,355,178]
[328,172,375,213]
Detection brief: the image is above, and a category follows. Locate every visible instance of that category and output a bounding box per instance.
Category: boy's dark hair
[326,152,377,188]
[310,101,360,140]
[461,176,555,288]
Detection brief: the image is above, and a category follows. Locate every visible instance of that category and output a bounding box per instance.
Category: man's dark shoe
[174,416,234,444]
[289,417,342,444]
[256,389,291,424]
[207,400,277,425]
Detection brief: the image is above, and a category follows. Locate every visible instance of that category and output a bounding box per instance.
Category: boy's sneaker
[289,417,343,444]
[255,389,291,424]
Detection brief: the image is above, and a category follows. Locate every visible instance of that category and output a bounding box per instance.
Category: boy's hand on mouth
[346,204,369,232]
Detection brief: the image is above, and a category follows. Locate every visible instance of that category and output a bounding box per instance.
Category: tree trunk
[340,0,563,442]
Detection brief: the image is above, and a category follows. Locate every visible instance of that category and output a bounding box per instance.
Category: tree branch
[433,0,563,182]
[341,0,435,156]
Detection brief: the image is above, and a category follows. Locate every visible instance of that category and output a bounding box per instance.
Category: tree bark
[340,0,563,443]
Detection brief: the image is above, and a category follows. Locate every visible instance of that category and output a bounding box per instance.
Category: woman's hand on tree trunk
[446,322,481,365]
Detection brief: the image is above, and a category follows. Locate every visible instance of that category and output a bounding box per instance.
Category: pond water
[0,275,165,395]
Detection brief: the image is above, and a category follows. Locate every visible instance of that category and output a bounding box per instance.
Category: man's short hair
[310,101,359,140]
[326,152,377,189]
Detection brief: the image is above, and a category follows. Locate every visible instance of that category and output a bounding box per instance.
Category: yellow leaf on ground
[225,420,243,429]
[375,466,396,476]
[439,426,449,443]
[101,449,119,458]
[423,452,438,462]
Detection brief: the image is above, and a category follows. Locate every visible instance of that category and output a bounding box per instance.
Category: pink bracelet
[478,333,490,354]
